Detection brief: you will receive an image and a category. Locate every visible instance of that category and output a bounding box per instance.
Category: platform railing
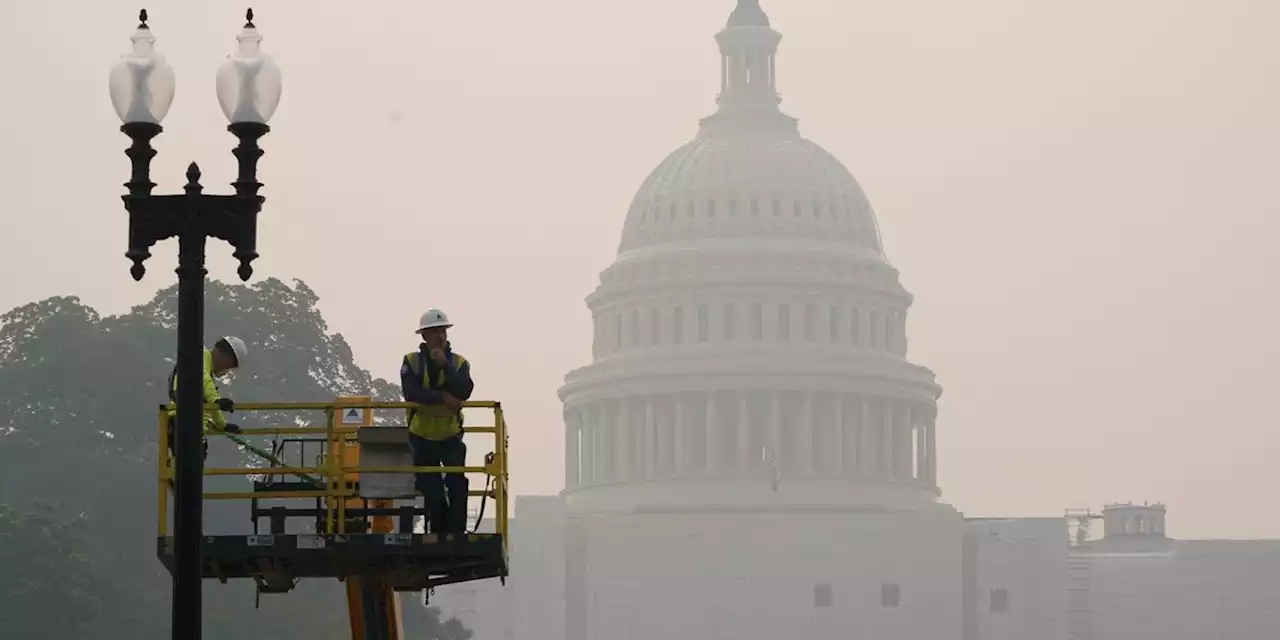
[156,400,509,546]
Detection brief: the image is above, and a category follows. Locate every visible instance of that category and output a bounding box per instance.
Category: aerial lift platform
[154,396,510,639]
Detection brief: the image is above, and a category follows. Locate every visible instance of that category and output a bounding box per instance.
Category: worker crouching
[401,309,475,535]
[166,336,246,460]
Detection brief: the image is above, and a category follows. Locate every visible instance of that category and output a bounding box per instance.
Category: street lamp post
[109,8,282,639]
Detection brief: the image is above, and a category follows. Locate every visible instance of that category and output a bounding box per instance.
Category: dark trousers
[166,426,209,461]
[408,433,469,534]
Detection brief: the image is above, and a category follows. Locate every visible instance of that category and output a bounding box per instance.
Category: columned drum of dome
[559,0,943,514]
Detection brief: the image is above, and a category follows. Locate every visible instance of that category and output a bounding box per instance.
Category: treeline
[0,278,469,640]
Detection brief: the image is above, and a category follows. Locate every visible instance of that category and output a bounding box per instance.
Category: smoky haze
[1,0,1278,638]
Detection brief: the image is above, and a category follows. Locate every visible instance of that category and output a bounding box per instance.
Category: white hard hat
[220,336,247,368]
[416,309,452,333]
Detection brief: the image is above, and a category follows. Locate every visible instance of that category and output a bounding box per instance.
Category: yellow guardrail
[156,400,509,546]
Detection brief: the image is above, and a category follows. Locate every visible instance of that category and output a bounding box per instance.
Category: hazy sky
[3,0,1277,539]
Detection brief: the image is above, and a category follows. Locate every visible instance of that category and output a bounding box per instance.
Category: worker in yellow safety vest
[166,336,246,460]
[400,309,475,534]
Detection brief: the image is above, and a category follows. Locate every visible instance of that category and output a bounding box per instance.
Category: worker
[166,336,246,460]
[401,309,475,535]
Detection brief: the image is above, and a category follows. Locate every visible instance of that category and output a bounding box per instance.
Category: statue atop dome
[727,0,771,27]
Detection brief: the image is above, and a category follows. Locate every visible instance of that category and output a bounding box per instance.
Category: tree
[0,502,103,639]
[402,602,475,640]
[0,278,452,640]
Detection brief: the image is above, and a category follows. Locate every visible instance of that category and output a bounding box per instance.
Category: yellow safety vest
[165,348,228,434]
[405,350,467,441]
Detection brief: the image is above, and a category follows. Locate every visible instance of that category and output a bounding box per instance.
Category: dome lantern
[713,0,784,115]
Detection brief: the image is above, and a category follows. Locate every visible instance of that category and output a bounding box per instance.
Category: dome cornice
[559,351,941,404]
[586,276,912,312]
[585,245,911,309]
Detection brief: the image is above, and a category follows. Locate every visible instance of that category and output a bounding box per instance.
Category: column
[565,408,581,489]
[706,392,721,475]
[656,395,670,476]
[769,392,782,468]
[581,407,595,486]
[634,398,645,478]
[925,406,938,488]
[895,312,907,355]
[858,396,874,477]
[644,397,656,478]
[797,392,813,475]
[595,402,610,483]
[632,399,644,477]
[913,404,927,484]
[894,400,912,481]
[614,400,629,482]
[832,393,845,476]
[879,399,894,480]
[737,391,751,473]
[673,394,687,474]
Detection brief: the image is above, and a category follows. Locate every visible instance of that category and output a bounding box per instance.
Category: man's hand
[223,423,242,434]
[429,348,447,364]
[442,393,463,411]
[216,398,235,412]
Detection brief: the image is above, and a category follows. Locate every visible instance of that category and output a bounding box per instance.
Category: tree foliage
[0,503,103,640]
[0,278,469,640]
[407,605,476,640]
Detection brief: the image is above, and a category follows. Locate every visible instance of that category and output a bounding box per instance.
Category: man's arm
[201,351,228,431]
[443,358,474,402]
[401,353,445,405]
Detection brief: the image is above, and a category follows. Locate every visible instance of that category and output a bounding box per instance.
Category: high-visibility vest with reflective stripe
[405,350,466,441]
[165,348,226,434]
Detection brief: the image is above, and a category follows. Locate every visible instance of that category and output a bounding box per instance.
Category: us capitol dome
[559,0,943,513]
